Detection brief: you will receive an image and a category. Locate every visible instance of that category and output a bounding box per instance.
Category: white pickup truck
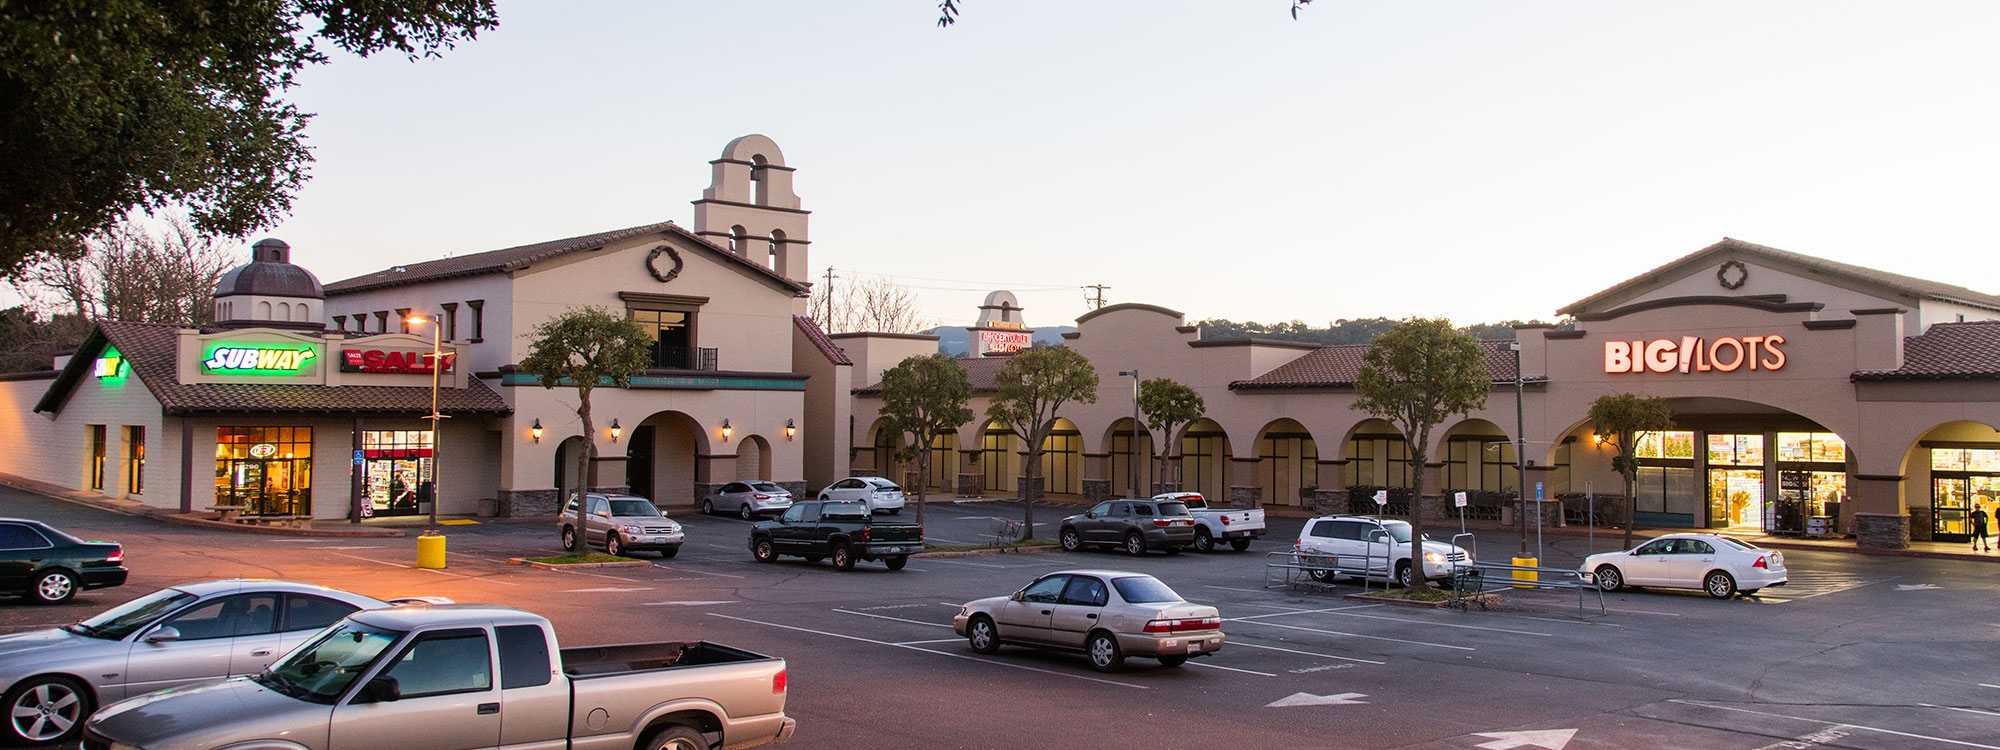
[1153,492,1265,552]
[82,603,794,750]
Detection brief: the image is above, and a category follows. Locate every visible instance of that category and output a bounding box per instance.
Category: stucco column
[957,449,981,498]
[1081,452,1111,503]
[1228,456,1261,509]
[1417,461,1446,521]
[1852,473,1909,549]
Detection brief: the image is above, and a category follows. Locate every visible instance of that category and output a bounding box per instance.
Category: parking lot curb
[506,557,655,570]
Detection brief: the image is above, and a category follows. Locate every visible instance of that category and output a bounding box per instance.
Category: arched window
[750,154,767,205]
[278,302,291,319]
[768,229,785,270]
[730,225,748,257]
[258,301,272,319]
[295,303,310,322]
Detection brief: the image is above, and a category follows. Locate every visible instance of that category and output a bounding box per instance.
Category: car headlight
[1423,552,1447,563]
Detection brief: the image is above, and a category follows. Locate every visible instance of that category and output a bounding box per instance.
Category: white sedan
[817,476,906,514]
[1581,533,1787,598]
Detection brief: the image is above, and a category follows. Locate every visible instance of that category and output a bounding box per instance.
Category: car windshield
[1112,576,1183,604]
[257,621,404,704]
[1380,521,1415,544]
[608,500,659,517]
[1715,535,1759,551]
[66,588,199,639]
[822,502,871,520]
[1156,502,1190,516]
[750,482,786,493]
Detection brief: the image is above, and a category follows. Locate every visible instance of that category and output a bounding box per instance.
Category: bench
[205,504,246,522]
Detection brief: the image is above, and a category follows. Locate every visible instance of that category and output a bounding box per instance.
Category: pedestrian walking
[1973,504,1992,552]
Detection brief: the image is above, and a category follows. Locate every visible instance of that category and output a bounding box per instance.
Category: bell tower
[692,134,811,286]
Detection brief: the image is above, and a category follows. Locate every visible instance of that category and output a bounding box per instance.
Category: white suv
[817,476,908,514]
[1294,515,1470,587]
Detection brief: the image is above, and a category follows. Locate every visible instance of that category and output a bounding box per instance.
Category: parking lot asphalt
[6,486,2000,750]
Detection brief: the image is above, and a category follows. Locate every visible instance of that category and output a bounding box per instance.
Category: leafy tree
[8,212,240,325]
[938,0,1312,26]
[1586,394,1676,548]
[986,346,1099,540]
[879,353,974,525]
[0,0,500,275]
[1137,378,1205,494]
[519,307,653,509]
[1351,318,1490,587]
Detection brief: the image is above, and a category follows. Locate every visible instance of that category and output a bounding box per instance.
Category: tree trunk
[1406,443,1427,588]
[578,391,596,503]
[1621,470,1637,549]
[913,432,929,526]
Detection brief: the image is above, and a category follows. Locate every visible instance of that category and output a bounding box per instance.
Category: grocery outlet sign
[1605,335,1786,374]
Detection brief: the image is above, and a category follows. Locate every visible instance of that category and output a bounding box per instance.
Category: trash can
[417,530,447,569]
[1511,556,1538,588]
[477,497,498,518]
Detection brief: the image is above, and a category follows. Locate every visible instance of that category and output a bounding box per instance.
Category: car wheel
[1060,527,1082,552]
[1087,631,1124,672]
[752,537,777,563]
[3,674,92,745]
[832,543,857,571]
[1308,568,1336,583]
[645,724,708,750]
[561,526,579,552]
[885,555,909,571]
[1193,528,1214,553]
[967,615,1001,654]
[28,569,77,605]
[1705,570,1738,599]
[701,499,715,515]
[1594,565,1625,592]
[739,503,754,521]
[1394,561,1415,588]
[1157,655,1188,668]
[1125,533,1147,556]
[1230,538,1252,552]
[660,546,679,559]
[607,536,625,557]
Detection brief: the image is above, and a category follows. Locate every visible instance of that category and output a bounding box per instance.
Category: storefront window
[1707,434,1763,466]
[1444,437,1512,492]
[1777,432,1846,463]
[215,427,313,516]
[126,426,145,495]
[1638,431,1696,460]
[928,434,955,491]
[1180,431,1228,501]
[89,425,106,490]
[1931,448,2000,541]
[1632,431,1699,527]
[1040,431,1081,495]
[362,430,433,517]
[980,429,1014,493]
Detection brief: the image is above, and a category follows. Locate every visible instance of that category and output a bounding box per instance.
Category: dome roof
[215,238,323,299]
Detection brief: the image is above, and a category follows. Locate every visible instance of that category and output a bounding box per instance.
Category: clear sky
[236,1,2000,330]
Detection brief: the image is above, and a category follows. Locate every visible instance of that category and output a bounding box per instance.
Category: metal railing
[1448,559,1606,618]
[653,346,720,371]
[1264,548,1392,594]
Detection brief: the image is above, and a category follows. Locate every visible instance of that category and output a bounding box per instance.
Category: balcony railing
[654,346,720,371]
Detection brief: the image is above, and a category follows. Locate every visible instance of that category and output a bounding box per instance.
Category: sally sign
[1604,335,1785,374]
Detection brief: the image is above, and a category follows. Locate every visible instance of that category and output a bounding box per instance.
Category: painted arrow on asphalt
[1266,692,1368,707]
[1472,728,1578,750]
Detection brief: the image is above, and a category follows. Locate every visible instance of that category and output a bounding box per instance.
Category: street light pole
[1118,370,1140,497]
[406,314,445,531]
[1511,342,1529,558]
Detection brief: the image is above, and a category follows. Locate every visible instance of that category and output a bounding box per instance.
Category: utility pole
[1084,284,1110,310]
[821,267,839,330]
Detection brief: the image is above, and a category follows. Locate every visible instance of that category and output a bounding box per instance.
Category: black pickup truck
[749,500,923,571]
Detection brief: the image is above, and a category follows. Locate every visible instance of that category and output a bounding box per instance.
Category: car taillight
[106,548,123,563]
[1143,617,1222,633]
[1221,515,1230,525]
[754,494,770,500]
[1154,519,1171,527]
[859,527,871,543]
[773,668,787,694]
[1752,555,1768,569]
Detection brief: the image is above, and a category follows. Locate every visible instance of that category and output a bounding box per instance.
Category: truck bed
[561,640,769,678]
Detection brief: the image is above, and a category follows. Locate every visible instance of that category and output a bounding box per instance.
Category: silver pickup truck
[82,604,794,750]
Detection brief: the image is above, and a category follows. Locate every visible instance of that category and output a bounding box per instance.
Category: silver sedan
[953,570,1224,672]
[0,579,432,746]
[703,481,795,519]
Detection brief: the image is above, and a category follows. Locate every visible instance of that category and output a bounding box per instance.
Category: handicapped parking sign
[1454,491,1468,508]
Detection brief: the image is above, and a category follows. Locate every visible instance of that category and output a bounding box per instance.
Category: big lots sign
[1605,335,1786,374]
[341,349,456,375]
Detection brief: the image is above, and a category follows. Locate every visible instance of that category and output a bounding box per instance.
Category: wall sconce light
[531,418,543,443]
[720,419,733,442]
[1591,432,1606,446]
[609,418,622,443]
[785,418,796,441]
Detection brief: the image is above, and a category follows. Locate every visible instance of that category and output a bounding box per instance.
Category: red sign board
[341,349,456,375]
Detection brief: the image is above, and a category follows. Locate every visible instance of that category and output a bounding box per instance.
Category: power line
[838,267,1079,291]
[1084,284,1110,310]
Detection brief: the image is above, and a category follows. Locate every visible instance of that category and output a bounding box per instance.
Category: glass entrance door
[216,427,312,516]
[1708,469,1764,531]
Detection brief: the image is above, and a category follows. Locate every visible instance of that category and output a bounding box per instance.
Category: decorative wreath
[646,245,684,283]
[1717,259,1749,290]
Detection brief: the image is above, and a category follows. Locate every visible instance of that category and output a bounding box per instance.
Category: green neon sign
[93,347,127,380]
[202,346,316,374]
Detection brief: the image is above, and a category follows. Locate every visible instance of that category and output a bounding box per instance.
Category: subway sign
[1605,335,1786,374]
[341,348,456,375]
[202,346,317,374]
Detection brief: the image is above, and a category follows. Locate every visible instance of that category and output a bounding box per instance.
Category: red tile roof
[793,316,852,366]
[1230,339,1523,390]
[852,355,1017,395]
[1853,321,2000,381]
[322,221,809,296]
[36,321,511,416]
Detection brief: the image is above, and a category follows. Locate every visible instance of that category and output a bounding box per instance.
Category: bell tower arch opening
[692,134,812,285]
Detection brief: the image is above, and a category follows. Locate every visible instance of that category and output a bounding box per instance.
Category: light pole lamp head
[609,418,622,443]
[405,314,428,327]
[531,418,543,443]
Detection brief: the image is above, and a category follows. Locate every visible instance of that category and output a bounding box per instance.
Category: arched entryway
[625,411,706,505]
[1901,420,2000,543]
[924,431,958,491]
[1342,419,1412,515]
[1254,419,1318,508]
[866,419,902,479]
[553,435,587,502]
[1039,418,1083,496]
[976,420,1019,494]
[1103,418,1154,498]
[1178,418,1231,501]
[735,435,773,480]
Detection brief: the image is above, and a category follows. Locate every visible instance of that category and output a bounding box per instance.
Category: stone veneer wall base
[1855,513,1911,550]
[1228,485,1260,509]
[497,489,558,518]
[1081,479,1111,504]
[957,473,983,498]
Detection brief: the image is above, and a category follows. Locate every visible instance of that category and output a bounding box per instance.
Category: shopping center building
[846,239,2000,549]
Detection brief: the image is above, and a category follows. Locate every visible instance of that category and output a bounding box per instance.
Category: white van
[1294,515,1471,587]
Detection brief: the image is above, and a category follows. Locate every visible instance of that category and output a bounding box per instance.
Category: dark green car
[0,519,126,604]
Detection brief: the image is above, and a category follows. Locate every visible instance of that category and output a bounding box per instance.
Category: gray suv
[1058,499,1196,555]
[559,493,685,558]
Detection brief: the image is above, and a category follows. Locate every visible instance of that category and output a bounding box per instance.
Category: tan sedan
[953,570,1223,672]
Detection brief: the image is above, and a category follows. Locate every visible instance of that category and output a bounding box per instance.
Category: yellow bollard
[1511,557,1538,588]
[417,530,447,569]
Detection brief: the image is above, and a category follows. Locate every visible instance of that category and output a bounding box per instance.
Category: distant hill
[925,326,1077,357]
[1193,317,1570,346]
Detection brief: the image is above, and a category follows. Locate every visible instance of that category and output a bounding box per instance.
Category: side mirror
[594,510,611,518]
[359,676,401,703]
[1009,591,1024,602]
[143,626,181,644]
[1629,549,1642,556]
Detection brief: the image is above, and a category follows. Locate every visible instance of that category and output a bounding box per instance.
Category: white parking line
[922,558,1016,569]
[895,638,964,645]
[1983,684,2000,689]
[661,564,747,579]
[834,609,951,628]
[1187,662,1274,677]
[1921,704,2000,719]
[1305,609,1556,637]
[1231,619,1475,651]
[708,613,1149,689]
[1671,700,2000,749]
[1226,605,1382,622]
[325,551,519,585]
[1227,641,1385,665]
